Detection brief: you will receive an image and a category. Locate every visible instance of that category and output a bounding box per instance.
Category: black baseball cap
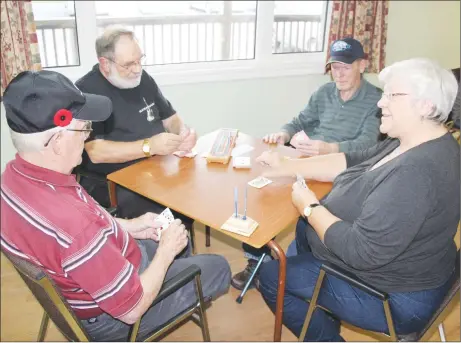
[3,70,112,134]
[326,37,365,66]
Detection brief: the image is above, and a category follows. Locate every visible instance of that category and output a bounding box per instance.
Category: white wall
[160,74,329,137]
[1,0,460,172]
[385,0,460,69]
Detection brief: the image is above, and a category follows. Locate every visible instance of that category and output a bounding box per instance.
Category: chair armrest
[152,264,201,307]
[321,261,388,301]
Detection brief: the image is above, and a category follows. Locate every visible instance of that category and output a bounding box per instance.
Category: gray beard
[107,72,142,89]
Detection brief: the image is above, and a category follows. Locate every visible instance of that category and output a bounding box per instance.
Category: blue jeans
[258,218,454,341]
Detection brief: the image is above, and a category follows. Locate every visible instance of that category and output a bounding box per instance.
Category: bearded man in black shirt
[76,26,197,220]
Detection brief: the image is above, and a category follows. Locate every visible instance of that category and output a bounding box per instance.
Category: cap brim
[74,93,112,122]
[326,56,358,66]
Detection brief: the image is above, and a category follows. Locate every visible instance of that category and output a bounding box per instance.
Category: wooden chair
[299,249,460,342]
[2,250,211,342]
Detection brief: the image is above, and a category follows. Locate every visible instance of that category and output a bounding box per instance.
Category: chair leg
[205,226,211,247]
[194,275,211,342]
[438,323,446,342]
[299,269,325,342]
[129,319,141,342]
[236,253,267,304]
[37,311,49,342]
[382,299,397,341]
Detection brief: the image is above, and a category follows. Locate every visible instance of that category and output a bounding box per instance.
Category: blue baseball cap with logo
[326,37,365,66]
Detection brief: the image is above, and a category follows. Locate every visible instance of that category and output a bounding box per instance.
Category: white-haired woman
[256,58,460,341]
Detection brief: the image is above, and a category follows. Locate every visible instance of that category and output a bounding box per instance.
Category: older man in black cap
[233,38,383,291]
[1,70,230,341]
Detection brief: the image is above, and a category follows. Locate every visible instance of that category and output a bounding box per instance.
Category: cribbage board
[206,128,239,164]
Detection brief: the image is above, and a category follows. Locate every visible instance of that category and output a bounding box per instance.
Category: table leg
[205,226,211,247]
[108,180,118,207]
[266,240,286,342]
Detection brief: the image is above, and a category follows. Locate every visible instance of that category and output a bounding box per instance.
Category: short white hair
[9,120,79,153]
[379,58,458,123]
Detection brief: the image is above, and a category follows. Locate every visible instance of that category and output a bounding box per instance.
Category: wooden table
[107,130,332,341]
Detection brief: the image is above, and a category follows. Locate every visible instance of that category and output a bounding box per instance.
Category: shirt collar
[11,154,78,187]
[334,77,368,104]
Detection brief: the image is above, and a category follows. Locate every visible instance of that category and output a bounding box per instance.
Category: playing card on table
[156,208,175,239]
[248,176,273,189]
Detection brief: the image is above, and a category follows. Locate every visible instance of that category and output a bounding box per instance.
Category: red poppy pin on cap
[53,109,73,127]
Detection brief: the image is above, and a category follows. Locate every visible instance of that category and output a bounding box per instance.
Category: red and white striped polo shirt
[1,154,143,319]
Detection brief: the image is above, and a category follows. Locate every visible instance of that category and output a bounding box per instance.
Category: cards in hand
[173,148,198,158]
[248,176,273,189]
[290,131,309,148]
[156,208,175,239]
[296,173,307,189]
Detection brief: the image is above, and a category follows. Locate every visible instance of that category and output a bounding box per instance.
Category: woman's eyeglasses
[44,122,93,147]
[382,93,409,102]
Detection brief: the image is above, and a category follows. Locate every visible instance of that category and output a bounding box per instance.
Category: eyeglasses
[106,54,146,70]
[44,122,93,147]
[382,93,409,102]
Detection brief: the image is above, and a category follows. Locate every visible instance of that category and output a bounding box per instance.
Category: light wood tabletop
[107,130,333,341]
[107,130,332,249]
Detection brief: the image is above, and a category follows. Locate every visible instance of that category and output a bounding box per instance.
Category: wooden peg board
[221,214,259,237]
[206,128,239,164]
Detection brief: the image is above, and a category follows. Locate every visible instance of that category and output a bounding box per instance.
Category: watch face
[142,141,150,154]
[303,206,312,217]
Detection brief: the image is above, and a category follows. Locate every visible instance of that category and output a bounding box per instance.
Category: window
[32,1,80,68]
[31,1,331,83]
[94,1,257,65]
[272,1,328,54]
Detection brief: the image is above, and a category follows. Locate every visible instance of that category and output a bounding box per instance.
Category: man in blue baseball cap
[233,37,383,291]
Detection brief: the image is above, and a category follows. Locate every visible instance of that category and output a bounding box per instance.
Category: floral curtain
[1,0,41,97]
[326,0,389,73]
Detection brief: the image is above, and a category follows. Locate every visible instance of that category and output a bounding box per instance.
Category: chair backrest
[72,166,111,208]
[448,68,460,128]
[416,249,460,341]
[2,250,91,342]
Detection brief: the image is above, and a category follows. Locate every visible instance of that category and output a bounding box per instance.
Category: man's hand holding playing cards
[157,219,189,263]
[115,212,187,249]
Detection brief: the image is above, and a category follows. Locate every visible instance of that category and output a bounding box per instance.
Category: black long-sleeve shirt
[307,133,460,292]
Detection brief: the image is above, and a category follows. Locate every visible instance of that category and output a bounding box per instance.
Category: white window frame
[46,1,332,85]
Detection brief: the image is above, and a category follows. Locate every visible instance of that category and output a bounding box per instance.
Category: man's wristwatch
[142,139,151,157]
[303,203,321,218]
